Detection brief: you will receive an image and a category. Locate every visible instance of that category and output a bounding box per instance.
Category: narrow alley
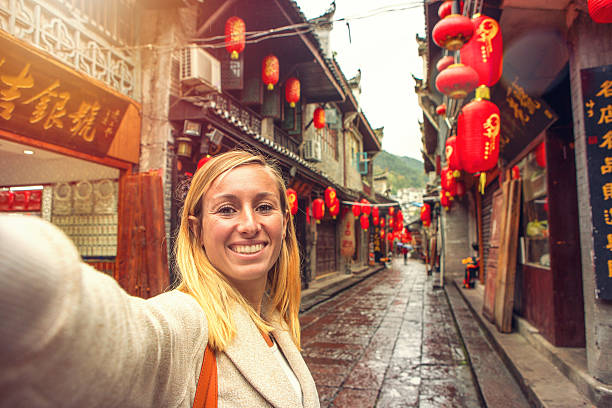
[300,259,483,407]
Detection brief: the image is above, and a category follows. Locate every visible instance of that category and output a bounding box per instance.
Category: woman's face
[197,164,288,293]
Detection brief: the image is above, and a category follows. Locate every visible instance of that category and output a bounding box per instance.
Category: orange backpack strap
[193,344,218,408]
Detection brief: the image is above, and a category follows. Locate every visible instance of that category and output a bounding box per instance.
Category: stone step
[450,280,592,408]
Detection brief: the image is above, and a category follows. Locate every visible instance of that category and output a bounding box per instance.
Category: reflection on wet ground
[300,258,482,407]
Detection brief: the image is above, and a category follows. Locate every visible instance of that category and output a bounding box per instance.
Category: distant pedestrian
[0,150,318,407]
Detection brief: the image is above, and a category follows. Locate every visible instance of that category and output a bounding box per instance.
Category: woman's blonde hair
[174,150,301,351]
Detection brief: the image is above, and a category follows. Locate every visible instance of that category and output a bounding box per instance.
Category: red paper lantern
[360,214,370,230]
[589,0,612,23]
[535,142,546,168]
[225,16,245,60]
[389,206,395,217]
[441,190,452,210]
[380,229,385,239]
[421,203,431,226]
[438,0,464,19]
[373,215,379,226]
[312,198,325,223]
[436,63,479,99]
[432,14,474,51]
[285,77,300,108]
[324,186,337,208]
[387,232,394,243]
[372,206,379,219]
[436,55,455,72]
[306,207,311,224]
[286,188,298,216]
[313,107,325,130]
[460,14,503,87]
[512,165,521,180]
[329,197,340,219]
[441,166,457,196]
[380,218,385,228]
[389,217,394,229]
[456,87,500,174]
[197,155,212,170]
[352,204,361,217]
[360,199,371,215]
[436,104,447,115]
[262,54,279,91]
[445,135,462,173]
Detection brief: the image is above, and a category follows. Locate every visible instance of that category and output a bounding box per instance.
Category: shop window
[519,145,549,268]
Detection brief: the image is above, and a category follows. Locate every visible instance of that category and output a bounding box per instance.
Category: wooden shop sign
[0,31,129,157]
[581,64,612,300]
[491,77,557,161]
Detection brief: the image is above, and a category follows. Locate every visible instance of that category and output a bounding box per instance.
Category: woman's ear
[188,215,200,242]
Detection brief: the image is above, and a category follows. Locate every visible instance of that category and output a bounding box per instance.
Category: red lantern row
[0,189,42,212]
[460,14,503,87]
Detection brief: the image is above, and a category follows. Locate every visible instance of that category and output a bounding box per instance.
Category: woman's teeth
[232,244,264,254]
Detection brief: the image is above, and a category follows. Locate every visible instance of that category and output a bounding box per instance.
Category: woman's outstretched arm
[0,215,207,407]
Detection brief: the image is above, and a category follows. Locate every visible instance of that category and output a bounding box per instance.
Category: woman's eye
[217,206,236,214]
[257,203,274,213]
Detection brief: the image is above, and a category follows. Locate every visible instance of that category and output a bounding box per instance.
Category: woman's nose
[237,208,260,234]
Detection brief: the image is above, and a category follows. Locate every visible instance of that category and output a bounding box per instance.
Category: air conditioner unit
[303,140,322,162]
[180,45,221,94]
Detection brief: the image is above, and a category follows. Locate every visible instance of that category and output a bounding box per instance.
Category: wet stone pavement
[300,258,482,408]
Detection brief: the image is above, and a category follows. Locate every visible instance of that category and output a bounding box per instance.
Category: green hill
[373,151,427,193]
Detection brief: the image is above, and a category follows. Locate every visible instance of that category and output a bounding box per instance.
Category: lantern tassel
[231,50,239,60]
[479,172,486,194]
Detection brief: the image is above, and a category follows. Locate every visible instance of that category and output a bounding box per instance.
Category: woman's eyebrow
[209,191,278,202]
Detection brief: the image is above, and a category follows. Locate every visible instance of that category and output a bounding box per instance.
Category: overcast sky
[296,0,426,161]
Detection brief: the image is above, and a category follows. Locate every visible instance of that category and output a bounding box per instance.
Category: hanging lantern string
[340,201,399,207]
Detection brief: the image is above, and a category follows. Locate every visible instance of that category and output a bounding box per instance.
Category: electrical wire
[47,1,427,53]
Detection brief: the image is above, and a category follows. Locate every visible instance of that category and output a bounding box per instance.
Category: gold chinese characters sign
[581,64,612,300]
[491,77,557,161]
[0,31,129,157]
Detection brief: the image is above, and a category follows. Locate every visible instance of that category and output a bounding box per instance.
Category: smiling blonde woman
[0,150,319,408]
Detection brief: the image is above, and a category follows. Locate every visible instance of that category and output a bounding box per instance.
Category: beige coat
[0,214,319,408]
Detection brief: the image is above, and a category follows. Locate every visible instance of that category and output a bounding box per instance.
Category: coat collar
[223,305,318,408]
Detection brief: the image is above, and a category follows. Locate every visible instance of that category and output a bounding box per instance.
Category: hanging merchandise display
[324,186,337,209]
[73,181,93,214]
[312,198,325,223]
[438,0,464,19]
[432,10,474,51]
[460,14,503,87]
[313,107,326,129]
[262,54,279,90]
[456,85,500,192]
[285,77,300,108]
[225,16,246,60]
[588,0,612,23]
[436,63,479,99]
[0,190,14,211]
[436,55,455,72]
[360,214,370,230]
[286,188,298,216]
